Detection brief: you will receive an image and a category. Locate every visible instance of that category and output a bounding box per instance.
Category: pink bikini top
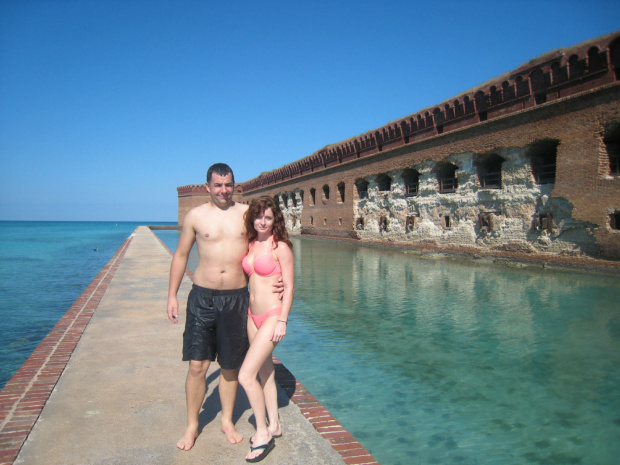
[242,236,281,277]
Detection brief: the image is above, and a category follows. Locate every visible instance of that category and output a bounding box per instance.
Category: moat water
[157,231,620,465]
[0,221,175,389]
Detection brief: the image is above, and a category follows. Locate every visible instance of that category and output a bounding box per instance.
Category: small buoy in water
[94,248,98,251]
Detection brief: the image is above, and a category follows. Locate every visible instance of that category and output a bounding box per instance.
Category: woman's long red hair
[244,196,293,249]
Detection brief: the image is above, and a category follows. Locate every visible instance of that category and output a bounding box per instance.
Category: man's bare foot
[176,427,198,451]
[221,420,243,444]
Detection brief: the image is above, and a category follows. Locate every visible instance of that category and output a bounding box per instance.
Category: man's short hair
[206,163,234,184]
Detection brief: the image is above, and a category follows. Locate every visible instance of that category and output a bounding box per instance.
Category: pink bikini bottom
[248,307,282,329]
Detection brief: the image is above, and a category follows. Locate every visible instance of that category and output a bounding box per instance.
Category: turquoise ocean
[0,221,175,389]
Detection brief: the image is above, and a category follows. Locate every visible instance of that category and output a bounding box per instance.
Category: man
[167,163,256,450]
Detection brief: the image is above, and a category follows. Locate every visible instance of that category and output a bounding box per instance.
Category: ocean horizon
[0,220,175,389]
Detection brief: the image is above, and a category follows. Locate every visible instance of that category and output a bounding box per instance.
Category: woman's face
[253,207,275,234]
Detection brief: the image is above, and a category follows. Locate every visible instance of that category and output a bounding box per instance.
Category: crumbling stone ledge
[297,233,620,275]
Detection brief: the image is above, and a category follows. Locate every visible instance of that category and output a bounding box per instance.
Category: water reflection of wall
[292,236,620,385]
[287,235,620,465]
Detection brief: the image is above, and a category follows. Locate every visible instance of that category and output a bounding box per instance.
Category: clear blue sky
[1,0,618,222]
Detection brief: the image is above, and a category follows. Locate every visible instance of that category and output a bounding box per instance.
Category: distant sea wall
[179,31,620,261]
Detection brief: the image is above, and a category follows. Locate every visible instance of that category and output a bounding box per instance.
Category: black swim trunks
[182,284,249,370]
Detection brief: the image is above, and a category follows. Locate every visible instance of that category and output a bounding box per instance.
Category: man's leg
[219,368,244,443]
[177,359,210,450]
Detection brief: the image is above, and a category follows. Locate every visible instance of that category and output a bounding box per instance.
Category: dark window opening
[476,154,504,189]
[479,213,494,231]
[551,61,568,85]
[490,86,501,106]
[356,217,365,230]
[443,215,452,229]
[610,211,620,230]
[479,111,487,122]
[379,216,389,232]
[528,140,558,184]
[604,128,620,175]
[445,103,454,119]
[502,81,515,100]
[337,182,345,203]
[406,216,416,232]
[464,96,475,113]
[530,68,549,99]
[454,99,464,117]
[310,215,314,226]
[535,213,554,232]
[282,194,288,207]
[322,184,330,200]
[534,93,547,105]
[474,91,487,115]
[610,37,620,80]
[437,163,458,193]
[433,107,445,128]
[402,169,420,196]
[310,188,316,206]
[356,179,369,199]
[377,174,391,192]
[516,75,529,96]
[587,46,606,72]
[569,54,586,79]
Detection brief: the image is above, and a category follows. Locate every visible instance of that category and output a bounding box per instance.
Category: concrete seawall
[0,227,378,465]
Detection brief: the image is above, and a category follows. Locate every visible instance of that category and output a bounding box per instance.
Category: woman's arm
[271,242,294,341]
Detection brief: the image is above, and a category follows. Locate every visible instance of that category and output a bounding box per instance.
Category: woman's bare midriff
[248,274,281,315]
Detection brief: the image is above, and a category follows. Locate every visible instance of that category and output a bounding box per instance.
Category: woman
[239,196,294,463]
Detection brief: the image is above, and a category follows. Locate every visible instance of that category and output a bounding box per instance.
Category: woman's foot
[250,426,281,444]
[246,437,275,462]
[268,423,282,439]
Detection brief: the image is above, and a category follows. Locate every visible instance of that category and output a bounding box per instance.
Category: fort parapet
[178,31,620,260]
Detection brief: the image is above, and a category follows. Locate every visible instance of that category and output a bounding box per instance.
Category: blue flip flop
[246,438,276,463]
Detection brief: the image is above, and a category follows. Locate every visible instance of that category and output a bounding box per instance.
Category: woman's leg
[239,316,278,460]
[259,357,282,437]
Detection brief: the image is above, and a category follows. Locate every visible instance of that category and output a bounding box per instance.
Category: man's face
[206,172,234,208]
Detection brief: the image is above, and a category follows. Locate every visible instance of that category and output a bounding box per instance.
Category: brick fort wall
[178,31,620,260]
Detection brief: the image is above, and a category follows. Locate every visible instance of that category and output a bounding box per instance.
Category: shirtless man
[166,163,252,451]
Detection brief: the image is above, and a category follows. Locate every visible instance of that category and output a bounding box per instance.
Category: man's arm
[272,277,284,299]
[167,216,196,323]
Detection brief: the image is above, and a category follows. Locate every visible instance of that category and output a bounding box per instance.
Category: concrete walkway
[1,227,377,465]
